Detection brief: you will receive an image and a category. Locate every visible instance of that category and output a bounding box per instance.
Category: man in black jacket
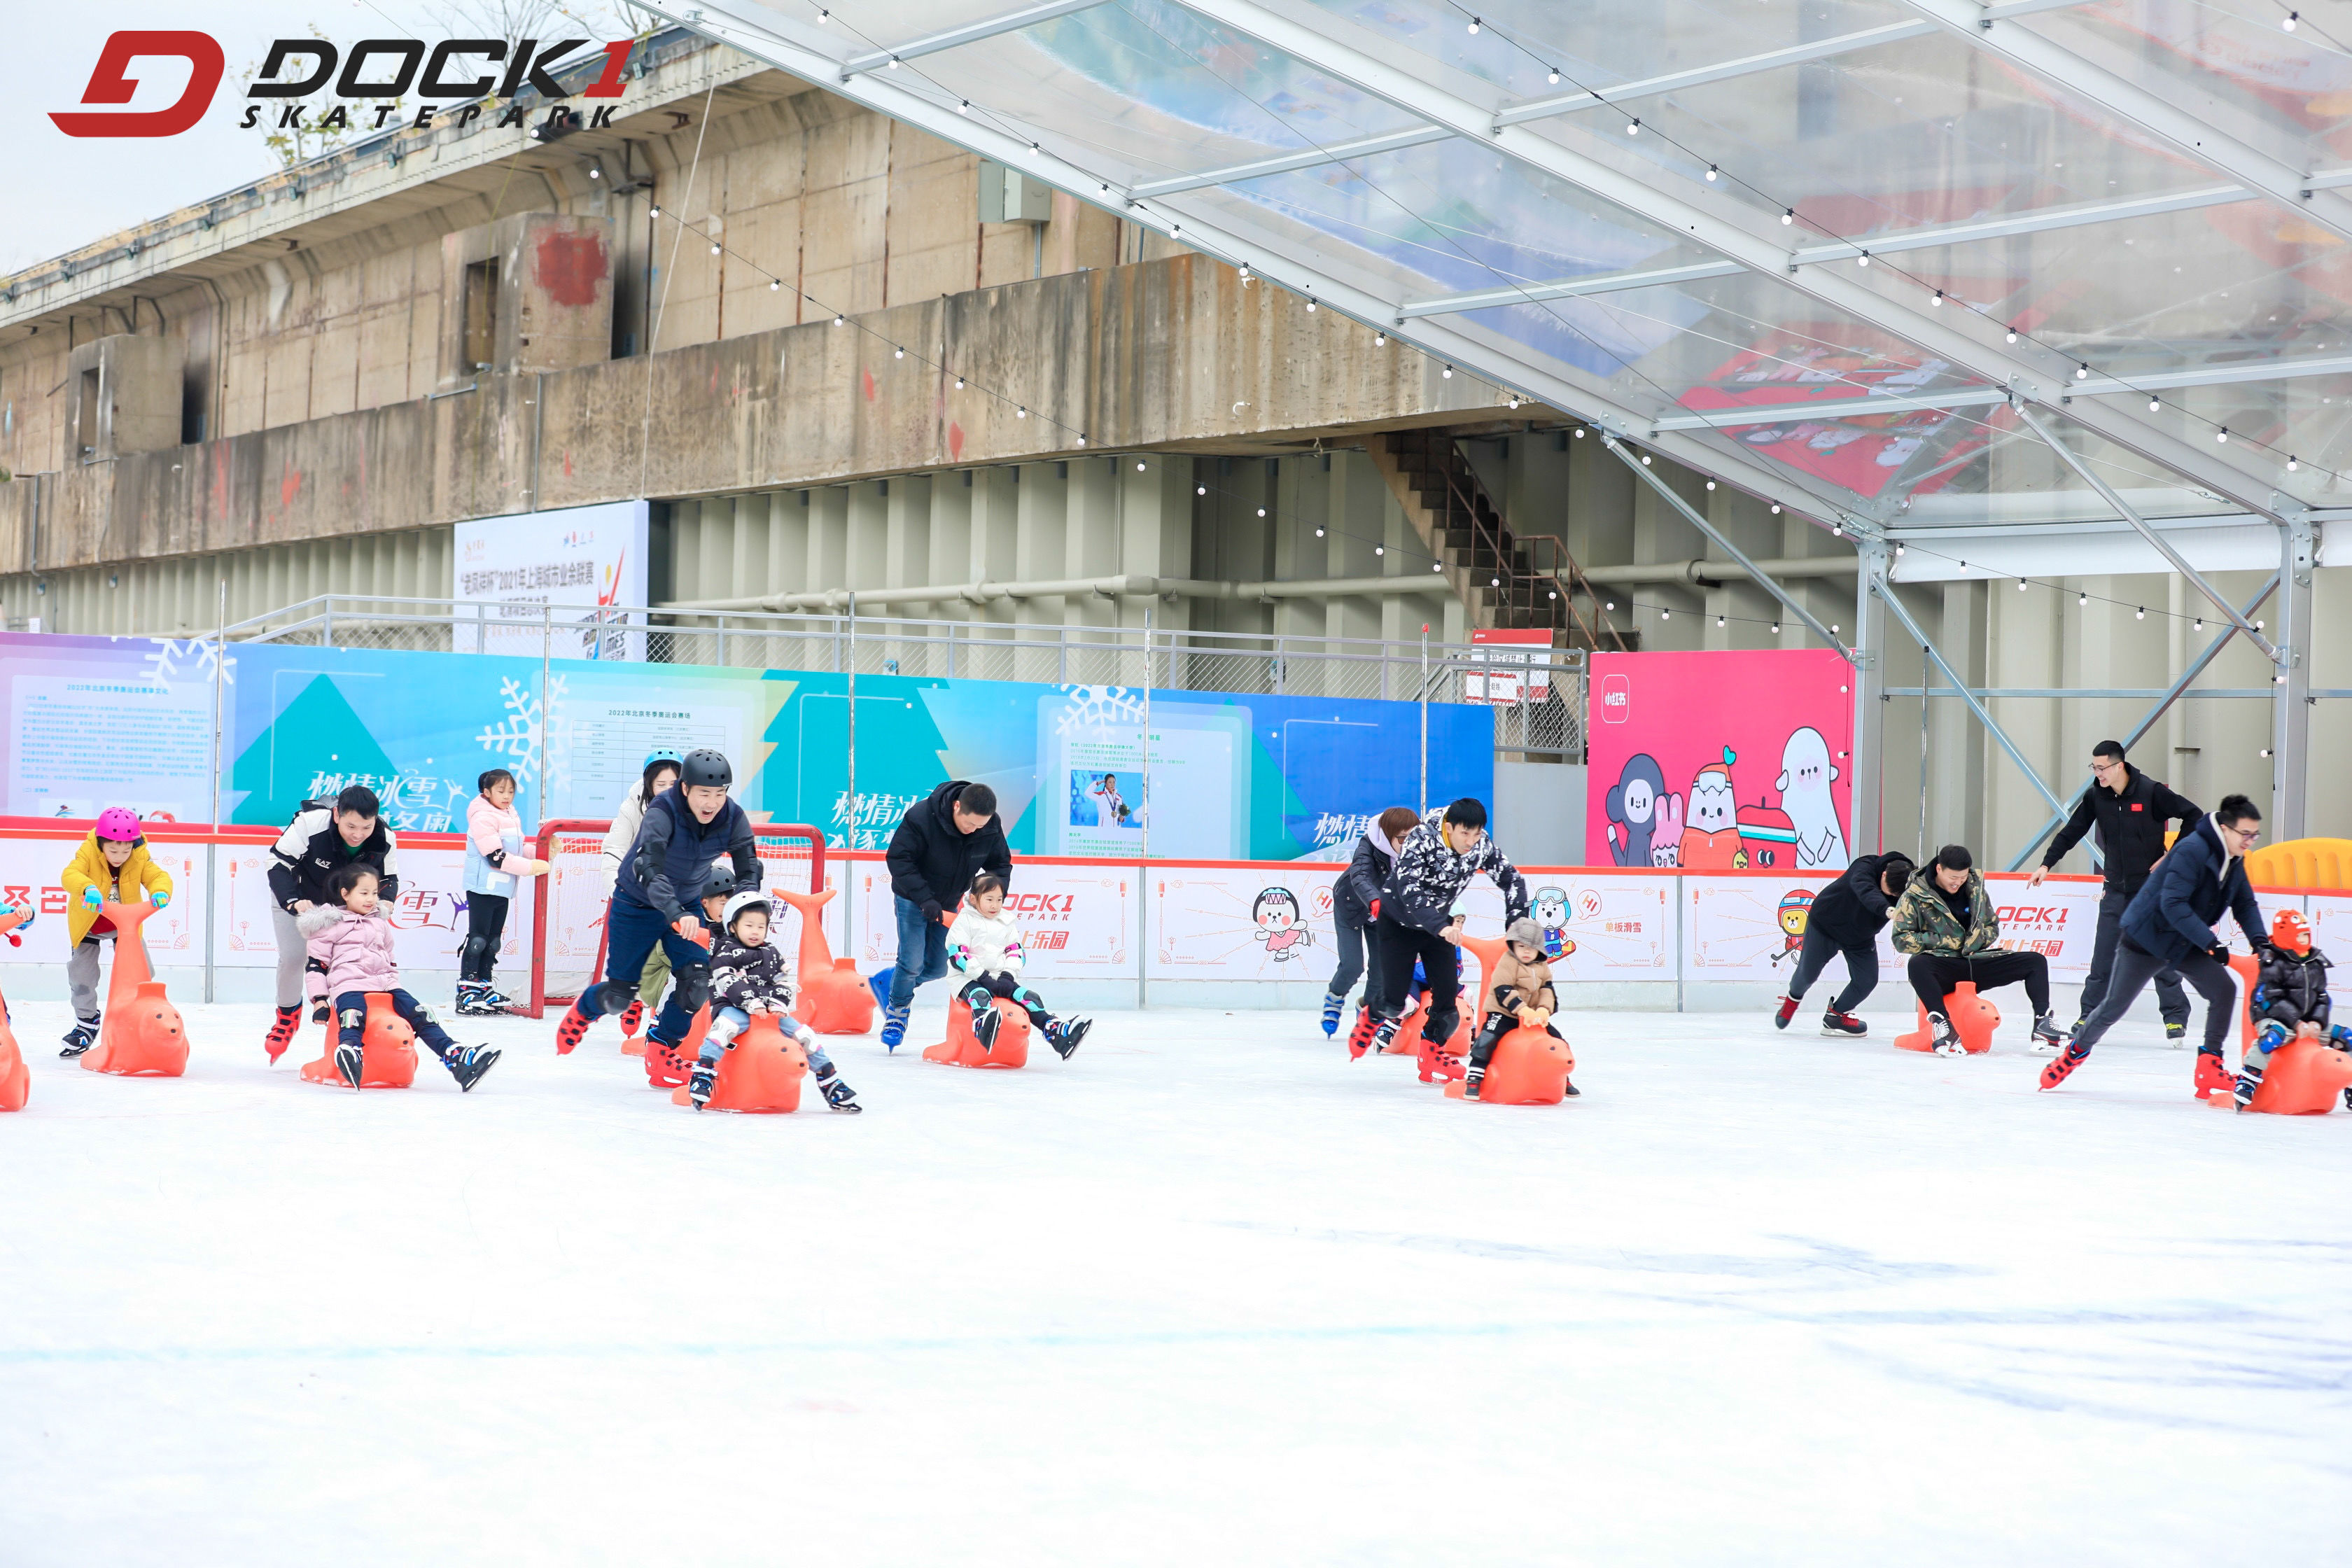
[874,780,1011,1050]
[262,784,401,1060]
[2029,740,2200,1046]
[1774,850,1913,1037]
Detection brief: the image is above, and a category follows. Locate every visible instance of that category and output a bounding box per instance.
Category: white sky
[6,1,624,273]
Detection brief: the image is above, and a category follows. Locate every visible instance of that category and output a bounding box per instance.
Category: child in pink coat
[297,862,499,1092]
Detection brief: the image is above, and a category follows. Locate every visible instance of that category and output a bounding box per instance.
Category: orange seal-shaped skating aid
[1893,981,2000,1054]
[669,1012,809,1112]
[80,901,189,1078]
[1444,1024,1576,1105]
[0,906,29,1110]
[778,889,874,1035]
[2206,1030,2352,1115]
[924,996,1030,1068]
[300,993,420,1088]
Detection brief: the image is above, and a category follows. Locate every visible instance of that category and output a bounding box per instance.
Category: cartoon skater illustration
[1252,888,1313,962]
[1777,727,1850,869]
[1532,886,1578,962]
[1678,748,1746,871]
[1770,888,1814,967]
[1604,754,1672,868]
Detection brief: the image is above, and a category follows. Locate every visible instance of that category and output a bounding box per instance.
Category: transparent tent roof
[652,0,2352,538]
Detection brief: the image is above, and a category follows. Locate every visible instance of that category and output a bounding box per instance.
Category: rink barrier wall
[6,818,2348,1013]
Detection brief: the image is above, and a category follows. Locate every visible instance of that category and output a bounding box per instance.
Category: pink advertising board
[1587,650,1857,872]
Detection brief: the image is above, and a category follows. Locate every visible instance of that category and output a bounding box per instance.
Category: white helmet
[720,888,772,934]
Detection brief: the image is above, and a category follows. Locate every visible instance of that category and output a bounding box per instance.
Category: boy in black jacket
[2236,909,2352,1111]
[692,890,860,1113]
[1361,799,1531,1060]
[1774,851,1913,1037]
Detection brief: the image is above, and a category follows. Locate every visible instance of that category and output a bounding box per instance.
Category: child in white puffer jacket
[945,874,1090,1058]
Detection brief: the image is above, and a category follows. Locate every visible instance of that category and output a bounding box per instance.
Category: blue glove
[150,890,169,909]
[82,886,102,910]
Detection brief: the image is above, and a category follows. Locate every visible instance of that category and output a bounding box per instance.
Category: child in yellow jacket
[59,808,173,1056]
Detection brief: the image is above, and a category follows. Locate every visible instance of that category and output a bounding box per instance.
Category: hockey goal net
[524,820,826,1019]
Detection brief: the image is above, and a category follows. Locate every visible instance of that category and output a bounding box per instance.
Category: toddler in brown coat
[1467,917,1576,1100]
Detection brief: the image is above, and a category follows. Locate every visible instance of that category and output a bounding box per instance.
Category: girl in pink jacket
[297,863,499,1092]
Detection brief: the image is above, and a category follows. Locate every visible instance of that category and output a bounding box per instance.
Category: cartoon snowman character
[1676,748,1746,871]
[1252,888,1312,962]
[1777,727,1851,869]
[1532,886,1577,961]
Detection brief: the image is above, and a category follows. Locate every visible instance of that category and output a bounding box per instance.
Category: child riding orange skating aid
[2229,909,2352,1114]
[57,808,174,1060]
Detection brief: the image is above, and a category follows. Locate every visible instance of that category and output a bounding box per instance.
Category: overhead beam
[841,0,1104,76]
[1892,0,2352,247]
[1154,0,2300,521]
[2014,405,2281,662]
[1602,434,1854,659]
[1130,127,1447,198]
[648,1,1884,534]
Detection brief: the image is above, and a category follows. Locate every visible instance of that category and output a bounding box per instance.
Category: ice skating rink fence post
[205,577,226,1004]
[1140,603,1152,1011]
[846,592,857,946]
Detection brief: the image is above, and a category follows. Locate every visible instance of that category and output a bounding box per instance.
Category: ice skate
[2193,1050,2234,1098]
[687,1059,717,1110]
[478,986,519,1014]
[1354,1012,1400,1061]
[1046,1016,1091,1059]
[333,1040,365,1091]
[619,1000,645,1037]
[1773,994,1798,1030]
[1462,1069,1484,1101]
[1927,1011,1965,1056]
[1821,1009,1865,1037]
[2031,1012,2066,1051]
[445,1045,499,1093]
[262,1004,302,1064]
[867,970,894,1014]
[554,1007,594,1056]
[2232,1065,2262,1112]
[1321,992,1345,1037]
[1562,1078,1581,1096]
[2165,1022,2188,1046]
[820,1073,862,1113]
[879,1003,910,1053]
[2038,1041,2091,1089]
[970,1002,1002,1054]
[59,1018,98,1058]
[454,981,496,1017]
[1345,1007,1378,1058]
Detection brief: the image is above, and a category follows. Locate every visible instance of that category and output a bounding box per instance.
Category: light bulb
[769,279,779,290]
[1376,545,1385,556]
[1772,622,1781,634]
[886,55,900,68]
[1136,461,1147,471]
[1716,615,1726,626]
[1507,398,1519,410]
[1443,365,1453,378]
[957,100,969,114]
[2288,455,2300,471]
[1574,427,1585,438]
[710,243,720,254]
[649,204,661,216]
[1076,435,1086,446]
[1256,507,1266,518]
[2076,363,2090,380]
[1895,542,1905,554]
[1627,119,1639,136]
[816,7,828,20]
[2078,593,2088,606]
[2136,607,2144,620]
[1305,298,1316,312]
[893,346,903,358]
[1197,485,1207,496]
[1315,526,1324,536]
[1705,165,1718,181]
[1549,589,1558,599]
[2017,578,2028,591]
[1661,608,1670,620]
[834,314,845,326]
[1705,480,1715,489]
[1548,68,1560,84]
[1466,15,1480,32]
[1170,225,1180,237]
[589,166,601,178]
[1492,577,1502,587]
[1770,504,1781,513]
[1931,290,1944,306]
[1642,454,1652,465]
[1782,209,1793,224]
[1606,601,1616,611]
[1374,332,1385,346]
[1017,407,1028,418]
[2217,427,2229,442]
[2005,330,2017,343]
[1856,251,1869,267]
[2285,10,2298,29]
[955,376,965,388]
[2149,396,2160,412]
[1432,562,1444,573]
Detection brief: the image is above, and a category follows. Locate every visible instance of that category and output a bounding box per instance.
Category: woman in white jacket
[947,873,1090,1058]
[600,751,683,1035]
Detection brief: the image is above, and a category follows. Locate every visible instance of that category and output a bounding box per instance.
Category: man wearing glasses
[2029,741,2202,1049]
[2041,793,2269,1092]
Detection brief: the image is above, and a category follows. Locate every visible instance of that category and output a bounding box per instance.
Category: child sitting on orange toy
[691,889,862,1114]
[58,808,174,1058]
[2238,909,2352,1112]
[946,874,1091,1058]
[298,863,500,1092]
[1466,917,1576,1101]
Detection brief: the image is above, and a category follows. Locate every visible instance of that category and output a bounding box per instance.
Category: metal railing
[216,594,1588,758]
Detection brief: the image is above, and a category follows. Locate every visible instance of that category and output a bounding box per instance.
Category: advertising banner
[0,834,209,966]
[1149,863,1342,980]
[454,500,650,659]
[1588,649,1855,873]
[840,855,1136,981]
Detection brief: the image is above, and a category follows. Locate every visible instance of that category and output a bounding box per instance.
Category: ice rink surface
[4,994,2346,1567]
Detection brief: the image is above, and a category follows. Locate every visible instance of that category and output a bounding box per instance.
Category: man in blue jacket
[2040,792,2267,1093]
[554,748,761,1058]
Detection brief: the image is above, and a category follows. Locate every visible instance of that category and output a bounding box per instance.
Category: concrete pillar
[883,473,932,673]
[1013,461,1066,683]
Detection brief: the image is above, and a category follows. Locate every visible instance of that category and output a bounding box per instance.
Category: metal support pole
[2275,518,2315,836]
[716,613,727,667]
[2005,575,2279,869]
[323,598,335,649]
[1873,573,2072,821]
[205,578,225,1004]
[1851,538,1889,854]
[2015,405,2281,662]
[1419,628,1429,813]
[1919,637,1931,853]
[846,592,857,946]
[1140,603,1152,1012]
[540,604,552,827]
[1603,434,1854,660]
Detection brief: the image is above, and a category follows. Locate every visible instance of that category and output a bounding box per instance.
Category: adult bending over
[2042,794,2267,1094]
[1775,849,1913,1037]
[599,750,685,1034]
[874,780,1011,1052]
[263,784,400,1061]
[1890,846,2066,1054]
[2030,739,2199,1046]
[1323,806,1419,1037]
[1361,799,1530,1059]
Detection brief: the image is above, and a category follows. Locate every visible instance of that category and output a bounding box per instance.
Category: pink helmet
[95,807,143,844]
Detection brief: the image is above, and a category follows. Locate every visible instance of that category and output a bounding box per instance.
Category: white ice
[2,994,2346,1567]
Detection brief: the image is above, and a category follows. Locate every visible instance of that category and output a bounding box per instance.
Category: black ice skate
[446,1045,500,1093]
[1357,1013,1401,1060]
[1773,995,1798,1030]
[2032,1012,2066,1051]
[59,1017,98,1058]
[454,982,499,1017]
[688,1059,717,1110]
[970,1002,1002,1054]
[2232,1065,2262,1112]
[333,1041,365,1091]
[1821,1010,1866,1037]
[479,986,519,1014]
[820,1072,863,1113]
[1462,1069,1484,1100]
[1046,1016,1091,1059]
[1928,1012,1964,1056]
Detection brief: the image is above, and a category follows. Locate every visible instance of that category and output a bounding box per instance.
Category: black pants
[2080,883,2188,1028]
[461,892,509,983]
[1326,918,1382,1002]
[1785,923,1878,1014]
[960,970,1054,1029]
[2071,939,2238,1056]
[1371,916,1462,1042]
[1906,950,2051,1018]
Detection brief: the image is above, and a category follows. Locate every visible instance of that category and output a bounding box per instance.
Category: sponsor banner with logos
[0,835,208,965]
[1682,874,1840,983]
[1458,870,1676,980]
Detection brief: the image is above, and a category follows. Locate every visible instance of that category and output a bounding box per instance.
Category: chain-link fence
[223,596,1587,761]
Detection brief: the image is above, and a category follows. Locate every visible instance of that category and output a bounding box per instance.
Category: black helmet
[681,748,733,790]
